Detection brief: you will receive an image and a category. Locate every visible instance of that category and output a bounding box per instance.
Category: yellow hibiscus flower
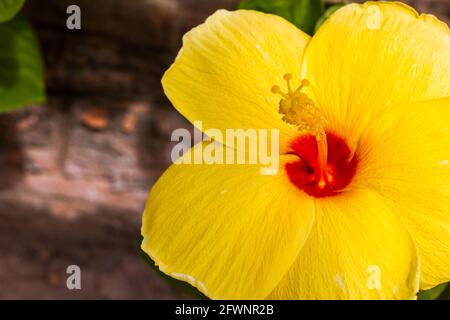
[141,1,450,299]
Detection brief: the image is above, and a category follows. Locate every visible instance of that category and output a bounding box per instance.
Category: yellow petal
[141,142,315,299]
[354,98,450,289]
[301,1,450,152]
[269,189,420,299]
[162,10,310,153]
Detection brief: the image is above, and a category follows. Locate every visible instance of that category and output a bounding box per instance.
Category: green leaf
[418,283,448,300]
[0,14,45,112]
[314,3,344,33]
[438,283,450,300]
[0,0,25,23]
[239,0,325,35]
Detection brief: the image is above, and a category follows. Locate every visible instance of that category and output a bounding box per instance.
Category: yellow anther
[271,85,288,99]
[272,75,326,136]
[272,74,329,183]
[271,85,281,94]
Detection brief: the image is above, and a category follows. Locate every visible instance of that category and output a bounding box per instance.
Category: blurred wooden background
[0,0,447,299]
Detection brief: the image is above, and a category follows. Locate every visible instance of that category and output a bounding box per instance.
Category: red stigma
[285,133,357,198]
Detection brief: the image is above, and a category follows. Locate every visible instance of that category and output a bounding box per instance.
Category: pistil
[272,74,329,185]
[316,130,329,188]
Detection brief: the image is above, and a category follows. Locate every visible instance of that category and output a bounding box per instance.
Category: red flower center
[285,133,357,198]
